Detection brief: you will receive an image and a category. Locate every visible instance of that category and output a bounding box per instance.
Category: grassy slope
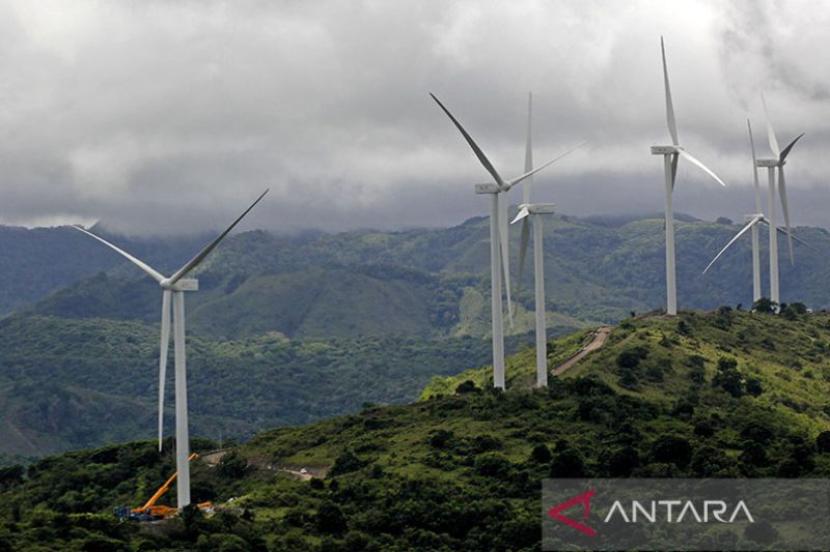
[0,311,829,550]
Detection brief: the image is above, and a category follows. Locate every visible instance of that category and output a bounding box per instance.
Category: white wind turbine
[650,37,727,315]
[511,92,561,388]
[702,120,806,300]
[756,94,804,306]
[430,92,572,389]
[72,190,268,508]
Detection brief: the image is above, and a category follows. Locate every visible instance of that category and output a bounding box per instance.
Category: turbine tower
[511,92,565,388]
[757,94,804,306]
[430,93,571,388]
[73,190,268,508]
[650,37,727,315]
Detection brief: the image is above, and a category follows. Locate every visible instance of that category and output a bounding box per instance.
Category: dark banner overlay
[542,479,830,551]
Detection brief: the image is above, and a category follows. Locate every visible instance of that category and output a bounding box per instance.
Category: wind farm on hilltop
[2,2,830,549]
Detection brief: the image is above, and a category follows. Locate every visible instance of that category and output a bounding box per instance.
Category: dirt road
[553,326,612,376]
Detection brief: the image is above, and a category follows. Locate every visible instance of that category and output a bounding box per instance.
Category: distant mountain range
[1,212,830,457]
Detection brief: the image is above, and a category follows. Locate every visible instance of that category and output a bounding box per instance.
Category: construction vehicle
[115,453,213,521]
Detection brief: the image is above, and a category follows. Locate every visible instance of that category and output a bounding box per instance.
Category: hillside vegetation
[0,310,828,550]
[0,315,545,457]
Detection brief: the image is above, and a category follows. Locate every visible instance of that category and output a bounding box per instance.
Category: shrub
[745,377,763,397]
[713,357,744,397]
[530,444,552,464]
[649,436,692,468]
[330,450,367,476]
[427,430,454,449]
[474,453,512,478]
[316,501,347,535]
[550,449,586,478]
[217,451,249,480]
[752,298,776,313]
[616,346,648,370]
[455,380,478,394]
[607,447,640,477]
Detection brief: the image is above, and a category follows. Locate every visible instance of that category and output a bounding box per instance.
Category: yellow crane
[116,453,213,521]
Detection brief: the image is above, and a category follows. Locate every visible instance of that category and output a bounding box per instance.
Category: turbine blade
[158,290,171,451]
[168,189,269,285]
[523,92,533,205]
[429,93,505,188]
[678,149,727,187]
[777,167,795,264]
[761,93,780,157]
[507,141,585,189]
[516,217,530,295]
[661,37,679,145]
[511,206,530,224]
[747,119,762,213]
[71,226,165,283]
[500,199,513,327]
[779,132,804,163]
[670,152,679,191]
[702,215,763,274]
[758,216,813,249]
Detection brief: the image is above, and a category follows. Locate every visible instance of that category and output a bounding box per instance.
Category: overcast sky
[0,0,828,235]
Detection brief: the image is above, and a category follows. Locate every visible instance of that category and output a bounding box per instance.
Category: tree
[752,298,777,313]
[455,380,478,394]
[713,357,744,397]
[529,444,552,464]
[316,501,347,535]
[330,450,366,476]
[745,377,763,397]
[550,449,586,478]
[650,435,692,468]
[817,431,830,453]
[608,446,640,477]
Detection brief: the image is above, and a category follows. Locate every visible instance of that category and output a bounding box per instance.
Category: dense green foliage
[0,311,828,550]
[0,315,545,457]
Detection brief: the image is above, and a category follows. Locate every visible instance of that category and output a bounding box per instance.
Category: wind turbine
[756,94,804,306]
[430,92,571,389]
[511,92,558,388]
[702,120,763,300]
[702,120,807,301]
[72,190,268,508]
[650,37,727,315]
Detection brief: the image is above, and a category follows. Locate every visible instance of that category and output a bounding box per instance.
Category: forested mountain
[2,213,830,459]
[12,213,830,339]
[0,310,827,550]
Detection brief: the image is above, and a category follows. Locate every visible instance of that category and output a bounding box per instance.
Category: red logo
[547,488,597,537]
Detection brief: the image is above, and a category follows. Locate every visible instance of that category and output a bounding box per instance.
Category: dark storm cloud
[0,0,828,234]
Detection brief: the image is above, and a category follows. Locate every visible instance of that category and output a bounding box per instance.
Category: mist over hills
[9,211,830,334]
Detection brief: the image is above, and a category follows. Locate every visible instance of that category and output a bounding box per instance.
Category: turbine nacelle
[511,203,556,223]
[474,183,501,194]
[755,158,780,168]
[161,278,199,292]
[650,145,683,155]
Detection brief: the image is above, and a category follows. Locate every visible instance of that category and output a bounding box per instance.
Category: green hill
[0,310,828,550]
[0,315,550,457]
[0,225,206,318]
